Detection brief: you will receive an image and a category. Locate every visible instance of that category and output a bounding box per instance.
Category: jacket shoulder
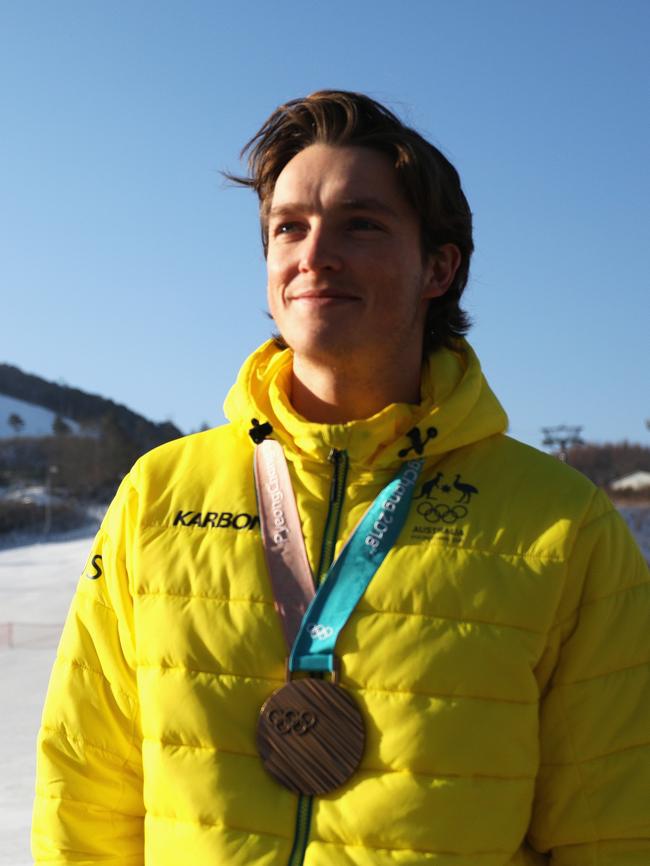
[133,423,249,483]
[500,434,596,492]
[116,424,254,529]
[460,432,599,513]
[449,433,616,563]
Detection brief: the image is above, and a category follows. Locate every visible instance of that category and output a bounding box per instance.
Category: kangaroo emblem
[398,426,438,458]
[453,474,479,504]
[412,472,444,499]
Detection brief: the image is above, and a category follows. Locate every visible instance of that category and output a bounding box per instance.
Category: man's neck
[290,351,423,424]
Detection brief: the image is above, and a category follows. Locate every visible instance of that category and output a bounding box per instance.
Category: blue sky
[2,1,648,448]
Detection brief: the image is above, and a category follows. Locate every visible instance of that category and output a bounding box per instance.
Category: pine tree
[8,413,25,435]
[52,415,72,436]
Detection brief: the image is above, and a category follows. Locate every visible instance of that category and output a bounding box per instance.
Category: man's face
[266,144,444,371]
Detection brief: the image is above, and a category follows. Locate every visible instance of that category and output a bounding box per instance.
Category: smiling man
[264,143,459,422]
[33,91,649,866]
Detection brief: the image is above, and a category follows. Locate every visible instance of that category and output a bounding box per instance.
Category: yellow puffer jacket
[33,340,649,866]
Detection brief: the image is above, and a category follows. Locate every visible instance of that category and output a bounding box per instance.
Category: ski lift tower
[541,425,584,464]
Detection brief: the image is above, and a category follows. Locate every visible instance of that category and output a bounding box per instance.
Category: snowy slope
[0,534,94,866]
[0,393,83,439]
[1,649,57,865]
[0,535,92,627]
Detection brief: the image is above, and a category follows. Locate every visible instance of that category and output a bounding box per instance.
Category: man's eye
[276,222,301,234]
[348,218,380,231]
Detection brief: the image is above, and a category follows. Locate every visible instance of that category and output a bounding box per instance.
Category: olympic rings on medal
[268,708,317,736]
[308,623,334,640]
[416,501,468,525]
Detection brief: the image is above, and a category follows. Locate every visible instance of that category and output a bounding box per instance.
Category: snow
[1,650,57,865]
[0,535,92,626]
[0,393,84,439]
[611,470,650,491]
[0,533,94,865]
[1,485,64,508]
[0,509,648,864]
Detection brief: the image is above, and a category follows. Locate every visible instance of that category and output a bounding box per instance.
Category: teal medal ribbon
[254,441,423,674]
[290,458,423,672]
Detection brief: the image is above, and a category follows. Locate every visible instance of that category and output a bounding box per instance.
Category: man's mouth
[290,289,360,303]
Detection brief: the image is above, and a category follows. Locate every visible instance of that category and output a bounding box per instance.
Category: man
[33,91,649,865]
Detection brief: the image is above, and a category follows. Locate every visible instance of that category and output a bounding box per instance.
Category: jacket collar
[224,340,508,469]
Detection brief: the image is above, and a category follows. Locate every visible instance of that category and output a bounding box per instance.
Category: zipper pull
[328,449,341,502]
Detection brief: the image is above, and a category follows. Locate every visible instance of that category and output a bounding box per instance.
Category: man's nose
[298,226,342,272]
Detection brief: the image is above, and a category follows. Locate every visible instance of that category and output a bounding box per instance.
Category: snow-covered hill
[0,393,83,439]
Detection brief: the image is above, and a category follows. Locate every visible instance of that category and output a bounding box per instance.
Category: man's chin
[279,325,361,360]
[267,316,339,356]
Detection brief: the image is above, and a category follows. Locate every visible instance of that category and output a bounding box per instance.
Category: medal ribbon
[254,440,318,649]
[255,440,423,674]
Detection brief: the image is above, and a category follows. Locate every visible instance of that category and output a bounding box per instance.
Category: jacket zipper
[316,449,349,586]
[286,448,349,866]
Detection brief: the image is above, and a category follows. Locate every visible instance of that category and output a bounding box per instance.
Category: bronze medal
[256,677,365,795]
[253,443,419,796]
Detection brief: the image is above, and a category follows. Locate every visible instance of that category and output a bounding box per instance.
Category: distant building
[610,471,650,492]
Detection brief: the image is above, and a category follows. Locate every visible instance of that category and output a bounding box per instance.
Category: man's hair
[228,90,473,354]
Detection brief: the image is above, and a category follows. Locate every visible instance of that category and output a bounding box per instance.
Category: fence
[0,622,63,650]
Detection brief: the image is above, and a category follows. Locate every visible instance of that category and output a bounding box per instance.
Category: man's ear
[422,244,462,299]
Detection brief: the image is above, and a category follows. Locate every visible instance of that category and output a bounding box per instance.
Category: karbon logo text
[173,510,259,531]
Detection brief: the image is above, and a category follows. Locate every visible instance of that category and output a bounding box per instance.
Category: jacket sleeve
[528,490,650,865]
[32,471,144,865]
